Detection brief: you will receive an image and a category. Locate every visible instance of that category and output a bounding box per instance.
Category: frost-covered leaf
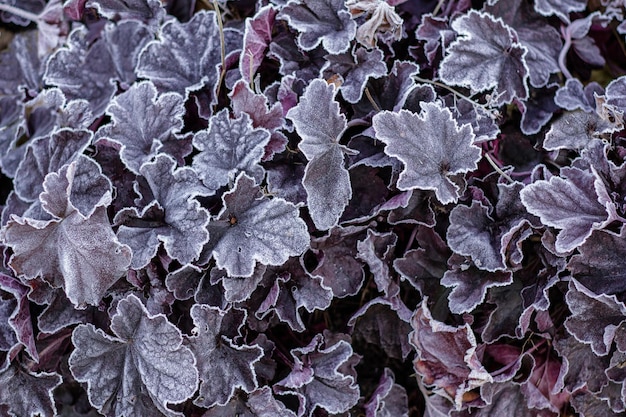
[69,294,198,416]
[567,227,626,295]
[372,103,481,204]
[439,10,529,105]
[348,296,413,360]
[14,128,91,203]
[240,5,277,84]
[520,167,616,253]
[90,0,164,23]
[187,304,263,408]
[0,273,36,363]
[554,335,610,394]
[202,173,309,277]
[115,154,210,268]
[96,81,189,174]
[274,333,360,416]
[287,79,355,230]
[534,0,586,22]
[192,109,270,193]
[410,299,492,408]
[564,279,626,356]
[364,368,409,417]
[4,161,131,307]
[356,230,399,296]
[348,0,403,48]
[322,46,388,103]
[484,0,561,89]
[543,111,615,151]
[442,254,513,314]
[202,386,297,417]
[0,361,61,417]
[554,78,604,112]
[137,10,222,95]
[279,0,357,54]
[0,30,41,95]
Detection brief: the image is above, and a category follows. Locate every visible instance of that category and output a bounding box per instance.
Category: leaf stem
[0,3,40,22]
[431,0,446,17]
[558,26,573,80]
[484,152,514,183]
[213,0,227,101]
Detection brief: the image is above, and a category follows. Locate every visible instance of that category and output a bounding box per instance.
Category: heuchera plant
[2,0,626,415]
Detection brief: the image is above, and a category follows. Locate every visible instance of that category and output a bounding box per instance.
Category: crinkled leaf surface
[187,304,263,407]
[203,173,309,277]
[69,294,198,416]
[0,361,61,417]
[439,10,528,105]
[564,279,626,356]
[322,46,388,103]
[279,0,357,54]
[534,0,586,22]
[543,111,615,151]
[202,386,297,417]
[192,109,270,193]
[554,335,610,394]
[96,81,189,174]
[410,299,492,408]
[116,153,210,268]
[520,167,615,253]
[0,273,37,363]
[274,333,360,416]
[90,0,164,22]
[288,79,355,230]
[4,161,131,307]
[372,103,481,204]
[356,230,399,296]
[554,78,603,112]
[364,368,409,417]
[240,5,277,84]
[137,10,221,95]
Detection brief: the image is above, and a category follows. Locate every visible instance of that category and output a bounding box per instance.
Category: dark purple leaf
[4,161,131,307]
[0,273,36,363]
[372,102,481,204]
[322,46,388,103]
[90,0,164,22]
[415,13,456,66]
[279,0,357,54]
[534,0,586,22]
[115,153,210,268]
[202,173,310,277]
[192,109,270,194]
[202,386,297,417]
[364,368,409,417]
[554,78,604,112]
[543,111,615,151]
[564,278,626,356]
[356,230,399,296]
[69,294,198,416]
[240,5,277,84]
[187,304,263,408]
[553,335,610,394]
[439,10,529,105]
[274,333,360,416]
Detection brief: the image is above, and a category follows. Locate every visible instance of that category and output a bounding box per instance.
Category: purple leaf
[520,167,616,253]
[203,173,310,277]
[364,368,409,417]
[0,273,37,363]
[136,10,222,95]
[115,153,210,268]
[310,224,368,298]
[69,294,198,416]
[534,0,586,22]
[322,46,388,103]
[349,0,404,48]
[485,0,561,89]
[554,78,604,112]
[288,79,355,230]
[439,10,529,105]
[274,333,360,416]
[442,254,513,314]
[372,102,481,204]
[192,109,270,193]
[4,161,131,308]
[410,300,492,408]
[96,81,189,174]
[211,263,267,303]
[553,335,610,394]
[90,0,164,22]
[229,80,287,160]
[543,111,615,151]
[415,13,456,66]
[202,386,297,417]
[348,296,413,360]
[0,361,61,417]
[356,230,399,296]
[564,279,626,356]
[187,304,263,408]
[279,0,357,54]
[240,5,277,84]
[14,128,91,203]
